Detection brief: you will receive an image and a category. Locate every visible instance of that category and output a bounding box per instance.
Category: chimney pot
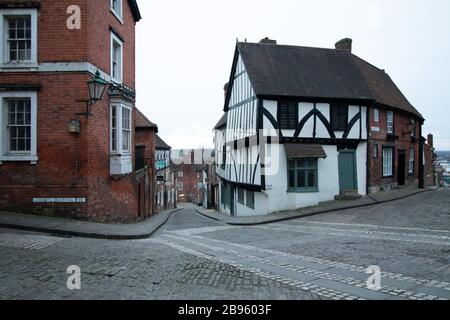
[259,37,277,44]
[335,38,352,52]
[427,134,434,148]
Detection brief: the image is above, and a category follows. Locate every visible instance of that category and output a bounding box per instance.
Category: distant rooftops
[155,134,171,150]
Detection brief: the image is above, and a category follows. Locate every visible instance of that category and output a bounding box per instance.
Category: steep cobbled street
[1,189,449,300]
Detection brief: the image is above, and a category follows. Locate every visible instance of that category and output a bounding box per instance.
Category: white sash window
[0,91,38,164]
[382,147,393,177]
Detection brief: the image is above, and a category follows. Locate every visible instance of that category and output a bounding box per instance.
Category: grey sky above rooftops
[135,0,450,150]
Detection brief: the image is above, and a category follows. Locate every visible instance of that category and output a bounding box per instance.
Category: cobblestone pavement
[0,189,449,300]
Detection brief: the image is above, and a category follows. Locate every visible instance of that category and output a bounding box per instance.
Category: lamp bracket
[75,99,96,118]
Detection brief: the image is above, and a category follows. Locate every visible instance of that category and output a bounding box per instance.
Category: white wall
[222,142,366,217]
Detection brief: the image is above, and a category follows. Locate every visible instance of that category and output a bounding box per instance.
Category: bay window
[110,103,132,175]
[110,104,131,154]
[0,91,38,163]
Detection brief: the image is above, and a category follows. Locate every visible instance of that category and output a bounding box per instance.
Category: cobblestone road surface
[0,188,449,300]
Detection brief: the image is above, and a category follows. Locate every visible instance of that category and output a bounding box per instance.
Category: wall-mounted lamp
[68,120,81,134]
[75,70,108,118]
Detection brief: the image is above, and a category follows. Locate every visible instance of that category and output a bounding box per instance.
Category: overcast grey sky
[135,0,450,150]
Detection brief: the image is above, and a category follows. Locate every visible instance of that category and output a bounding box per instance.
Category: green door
[338,150,357,191]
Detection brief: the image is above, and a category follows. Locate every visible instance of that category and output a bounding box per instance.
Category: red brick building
[0,0,147,222]
[171,149,211,206]
[135,108,157,217]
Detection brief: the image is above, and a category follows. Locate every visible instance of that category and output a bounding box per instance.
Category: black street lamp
[76,70,108,118]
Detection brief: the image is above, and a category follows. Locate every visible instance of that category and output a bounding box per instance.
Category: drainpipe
[418,121,425,189]
[366,104,371,195]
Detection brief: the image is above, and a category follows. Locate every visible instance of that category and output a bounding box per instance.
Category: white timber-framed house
[214,38,381,217]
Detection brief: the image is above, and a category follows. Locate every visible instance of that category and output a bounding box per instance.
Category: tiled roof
[135,108,157,130]
[232,42,423,119]
[214,113,227,130]
[155,134,171,150]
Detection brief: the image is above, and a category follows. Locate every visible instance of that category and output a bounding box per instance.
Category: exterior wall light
[76,70,108,118]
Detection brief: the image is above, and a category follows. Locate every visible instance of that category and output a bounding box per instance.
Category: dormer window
[0,9,38,66]
[110,0,123,22]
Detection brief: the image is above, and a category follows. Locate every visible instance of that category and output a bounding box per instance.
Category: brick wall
[87,0,136,87]
[0,0,142,222]
[135,127,157,216]
[367,105,421,193]
[174,163,202,204]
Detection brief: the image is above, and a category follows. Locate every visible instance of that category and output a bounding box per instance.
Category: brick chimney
[259,37,277,44]
[335,38,352,52]
[427,134,434,147]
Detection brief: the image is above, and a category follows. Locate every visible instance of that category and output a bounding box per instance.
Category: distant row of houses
[212,37,437,217]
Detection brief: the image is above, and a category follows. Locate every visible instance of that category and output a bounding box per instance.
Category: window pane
[288,159,295,169]
[306,158,315,168]
[278,102,298,129]
[17,139,25,151]
[288,170,295,188]
[296,158,306,168]
[297,169,306,188]
[308,169,317,188]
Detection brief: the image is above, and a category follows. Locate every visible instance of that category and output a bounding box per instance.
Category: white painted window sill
[0,63,38,71]
[0,155,38,164]
[110,8,124,24]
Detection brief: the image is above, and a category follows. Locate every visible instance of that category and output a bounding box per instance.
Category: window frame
[408,148,415,174]
[330,103,349,132]
[0,8,38,67]
[382,147,394,178]
[277,101,298,130]
[5,98,31,154]
[0,91,38,164]
[373,108,380,123]
[110,32,123,84]
[287,158,319,192]
[245,190,255,209]
[237,188,245,204]
[110,0,123,23]
[410,118,416,138]
[121,106,131,153]
[373,144,378,158]
[387,111,394,134]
